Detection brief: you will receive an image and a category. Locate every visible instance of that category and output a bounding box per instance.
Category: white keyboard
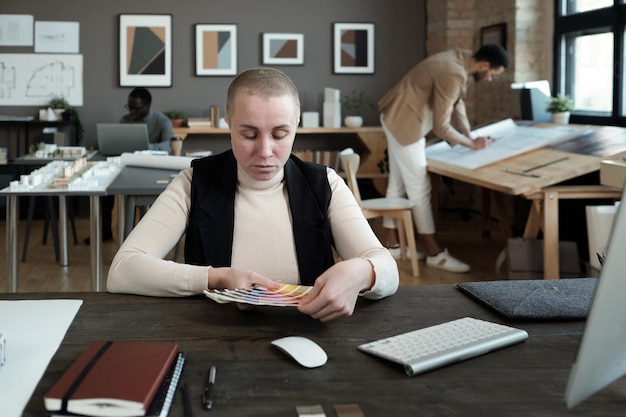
[358,317,528,376]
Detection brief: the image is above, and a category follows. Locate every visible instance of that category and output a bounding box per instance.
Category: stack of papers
[426,118,589,170]
[204,284,312,307]
[186,117,212,127]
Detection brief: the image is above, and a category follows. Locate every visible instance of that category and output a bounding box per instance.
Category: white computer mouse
[271,336,328,368]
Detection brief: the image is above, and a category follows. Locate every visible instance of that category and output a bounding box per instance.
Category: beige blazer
[378,49,472,146]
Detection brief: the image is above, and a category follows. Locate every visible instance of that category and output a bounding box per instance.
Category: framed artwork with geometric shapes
[195,24,237,76]
[262,33,304,65]
[333,22,374,74]
[119,14,172,87]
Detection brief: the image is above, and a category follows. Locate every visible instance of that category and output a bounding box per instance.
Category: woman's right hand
[207,266,281,311]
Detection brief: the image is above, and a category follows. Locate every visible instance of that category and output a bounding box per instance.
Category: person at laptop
[108,67,399,322]
[378,44,509,273]
[87,87,174,243]
[120,87,174,152]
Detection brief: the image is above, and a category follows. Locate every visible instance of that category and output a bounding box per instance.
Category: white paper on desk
[426,118,588,170]
[120,152,197,171]
[0,299,82,417]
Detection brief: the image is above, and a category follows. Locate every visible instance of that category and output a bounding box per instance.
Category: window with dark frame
[553,0,626,126]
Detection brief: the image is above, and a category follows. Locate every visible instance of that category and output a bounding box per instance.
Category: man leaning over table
[379,44,509,273]
[107,67,399,322]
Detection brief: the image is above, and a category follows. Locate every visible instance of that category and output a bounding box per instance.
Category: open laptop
[565,184,626,408]
[96,123,150,156]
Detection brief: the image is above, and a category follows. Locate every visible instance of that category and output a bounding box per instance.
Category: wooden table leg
[543,190,560,279]
[402,210,419,277]
[6,196,18,293]
[493,191,512,239]
[430,173,440,229]
[481,189,491,238]
[90,195,103,292]
[523,200,543,239]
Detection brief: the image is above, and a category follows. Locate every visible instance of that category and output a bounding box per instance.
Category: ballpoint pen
[523,156,570,173]
[502,168,541,178]
[181,382,193,417]
[203,365,216,410]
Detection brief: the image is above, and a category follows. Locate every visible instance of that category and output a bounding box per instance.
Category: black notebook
[456,278,597,320]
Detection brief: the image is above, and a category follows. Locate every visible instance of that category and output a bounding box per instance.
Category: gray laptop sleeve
[456,278,597,320]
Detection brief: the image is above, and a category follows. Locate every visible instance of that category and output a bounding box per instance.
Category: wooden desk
[173,126,387,178]
[12,285,625,416]
[428,125,626,278]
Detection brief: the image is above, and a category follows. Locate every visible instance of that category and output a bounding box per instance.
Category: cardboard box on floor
[586,204,620,270]
[600,155,626,190]
[497,238,581,279]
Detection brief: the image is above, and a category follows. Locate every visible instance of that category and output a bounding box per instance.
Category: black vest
[184,150,334,285]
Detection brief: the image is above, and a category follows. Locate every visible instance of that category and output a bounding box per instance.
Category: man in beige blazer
[379,44,509,273]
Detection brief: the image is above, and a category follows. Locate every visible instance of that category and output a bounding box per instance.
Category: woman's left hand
[297,258,374,322]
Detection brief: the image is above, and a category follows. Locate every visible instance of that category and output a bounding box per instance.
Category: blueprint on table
[426,118,590,170]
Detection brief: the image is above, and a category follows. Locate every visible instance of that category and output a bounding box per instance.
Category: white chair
[339,149,419,277]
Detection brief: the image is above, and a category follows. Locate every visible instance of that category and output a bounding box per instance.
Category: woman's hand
[297,258,374,322]
[207,266,280,291]
[207,266,281,311]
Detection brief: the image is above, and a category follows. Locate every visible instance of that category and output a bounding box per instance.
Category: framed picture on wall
[262,33,304,65]
[333,22,374,74]
[119,14,172,87]
[195,24,237,76]
[480,23,507,49]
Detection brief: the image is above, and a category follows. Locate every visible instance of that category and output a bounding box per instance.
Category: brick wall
[426,0,553,126]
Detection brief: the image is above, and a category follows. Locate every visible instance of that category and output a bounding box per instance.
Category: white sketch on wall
[0,14,34,46]
[35,21,80,53]
[0,53,83,106]
[0,61,17,99]
[26,61,76,99]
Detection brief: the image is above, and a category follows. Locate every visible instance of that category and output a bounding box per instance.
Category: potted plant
[48,97,84,144]
[546,94,574,125]
[341,90,375,128]
[164,110,186,127]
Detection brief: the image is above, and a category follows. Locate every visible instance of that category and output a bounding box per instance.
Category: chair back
[339,149,362,204]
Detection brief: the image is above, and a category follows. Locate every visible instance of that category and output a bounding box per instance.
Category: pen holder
[170,137,183,156]
[210,106,220,128]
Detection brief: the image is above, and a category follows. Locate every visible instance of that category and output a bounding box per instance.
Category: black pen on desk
[523,156,570,173]
[203,365,216,410]
[181,382,193,417]
[502,168,541,178]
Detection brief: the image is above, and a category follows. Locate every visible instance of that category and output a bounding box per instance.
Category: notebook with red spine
[44,341,179,417]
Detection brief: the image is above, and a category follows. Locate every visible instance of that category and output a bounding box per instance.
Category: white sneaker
[387,246,427,261]
[426,249,470,273]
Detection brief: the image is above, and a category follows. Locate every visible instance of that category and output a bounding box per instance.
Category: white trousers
[381,116,436,234]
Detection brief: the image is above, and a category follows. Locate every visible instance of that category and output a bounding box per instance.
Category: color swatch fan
[204,284,312,307]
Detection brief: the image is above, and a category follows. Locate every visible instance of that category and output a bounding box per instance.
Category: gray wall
[1,1,425,148]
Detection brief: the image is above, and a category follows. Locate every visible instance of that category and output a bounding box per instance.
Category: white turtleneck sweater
[107,164,399,299]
